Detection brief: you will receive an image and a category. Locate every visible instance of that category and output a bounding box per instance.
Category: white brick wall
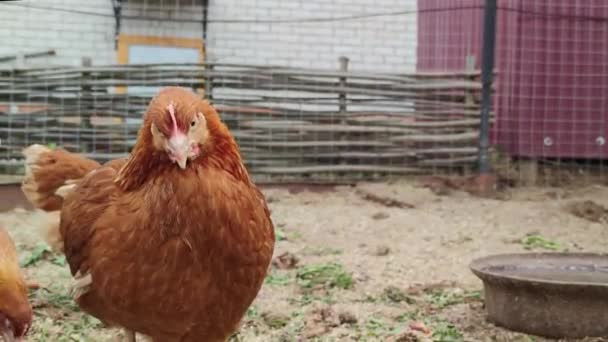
[0,0,115,66]
[207,0,418,72]
[0,0,417,72]
[121,3,204,40]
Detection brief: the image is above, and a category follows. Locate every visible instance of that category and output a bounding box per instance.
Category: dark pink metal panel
[417,0,608,158]
[417,0,484,71]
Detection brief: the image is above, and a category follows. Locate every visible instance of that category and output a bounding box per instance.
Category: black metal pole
[477,0,497,174]
[202,0,209,42]
[111,0,122,50]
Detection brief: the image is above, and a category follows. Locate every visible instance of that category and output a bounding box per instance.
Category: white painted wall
[0,0,115,66]
[0,0,417,72]
[207,0,418,72]
[121,2,204,40]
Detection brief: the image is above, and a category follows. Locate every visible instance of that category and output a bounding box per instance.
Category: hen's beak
[167,134,189,170]
[176,157,187,170]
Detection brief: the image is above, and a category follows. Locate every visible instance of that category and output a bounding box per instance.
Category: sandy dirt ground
[1,179,608,342]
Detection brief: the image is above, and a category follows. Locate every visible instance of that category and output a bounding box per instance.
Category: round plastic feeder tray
[470,253,608,339]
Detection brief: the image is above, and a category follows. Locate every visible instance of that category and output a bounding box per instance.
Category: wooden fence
[0,61,487,183]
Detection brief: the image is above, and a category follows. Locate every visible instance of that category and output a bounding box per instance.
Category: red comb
[167,102,179,135]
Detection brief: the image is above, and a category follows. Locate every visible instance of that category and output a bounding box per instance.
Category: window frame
[115,34,205,94]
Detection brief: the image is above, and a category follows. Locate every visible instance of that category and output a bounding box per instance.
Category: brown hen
[0,226,32,342]
[21,87,275,341]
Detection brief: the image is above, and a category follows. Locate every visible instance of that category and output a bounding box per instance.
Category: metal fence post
[81,57,93,128]
[204,63,214,102]
[477,0,497,174]
[338,56,349,169]
[338,56,349,114]
[80,57,93,154]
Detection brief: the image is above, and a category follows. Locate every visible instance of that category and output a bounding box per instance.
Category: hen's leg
[26,280,41,289]
[69,270,92,300]
[124,329,136,342]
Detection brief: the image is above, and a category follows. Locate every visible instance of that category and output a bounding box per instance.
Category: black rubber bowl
[470,253,608,339]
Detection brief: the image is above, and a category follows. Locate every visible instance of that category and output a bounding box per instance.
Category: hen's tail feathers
[21,144,100,212]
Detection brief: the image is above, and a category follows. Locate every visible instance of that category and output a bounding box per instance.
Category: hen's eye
[190,120,196,127]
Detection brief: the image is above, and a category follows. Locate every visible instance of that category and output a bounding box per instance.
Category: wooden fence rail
[0,61,489,183]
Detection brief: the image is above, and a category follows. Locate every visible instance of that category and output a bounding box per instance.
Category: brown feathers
[21,144,100,211]
[21,145,102,254]
[116,87,249,191]
[29,87,275,342]
[0,226,33,339]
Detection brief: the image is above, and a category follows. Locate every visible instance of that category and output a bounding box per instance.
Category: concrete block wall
[0,0,417,72]
[207,0,417,72]
[0,0,204,67]
[0,0,115,66]
[121,2,204,40]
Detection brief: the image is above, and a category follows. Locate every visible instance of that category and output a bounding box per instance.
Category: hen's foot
[124,329,136,342]
[69,271,92,300]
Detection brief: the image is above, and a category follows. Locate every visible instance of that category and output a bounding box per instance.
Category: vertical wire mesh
[416,0,484,178]
[494,0,608,186]
[0,0,606,187]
